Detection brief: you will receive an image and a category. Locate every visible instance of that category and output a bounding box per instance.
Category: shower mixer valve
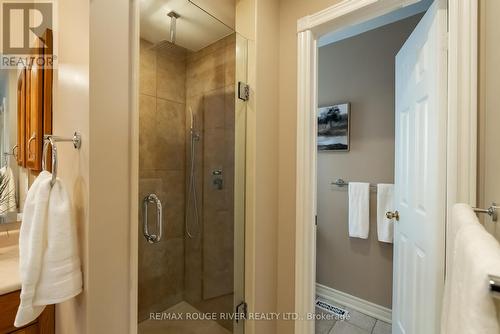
[212,169,224,190]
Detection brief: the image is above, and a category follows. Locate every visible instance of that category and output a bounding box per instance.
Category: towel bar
[472,203,498,222]
[42,132,82,187]
[331,178,378,191]
[2,145,18,166]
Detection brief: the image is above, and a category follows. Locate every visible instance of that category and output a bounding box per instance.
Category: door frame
[294,0,478,333]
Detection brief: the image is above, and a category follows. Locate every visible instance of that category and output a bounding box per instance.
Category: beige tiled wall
[138,39,187,321]
[138,35,236,326]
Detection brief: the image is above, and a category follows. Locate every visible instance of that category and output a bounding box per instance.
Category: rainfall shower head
[167,11,180,44]
[150,11,181,50]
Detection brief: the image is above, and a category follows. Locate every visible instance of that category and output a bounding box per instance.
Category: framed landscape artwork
[317,103,350,151]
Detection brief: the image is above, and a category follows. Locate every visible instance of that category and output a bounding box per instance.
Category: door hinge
[238,82,250,101]
[315,215,318,226]
[235,301,248,323]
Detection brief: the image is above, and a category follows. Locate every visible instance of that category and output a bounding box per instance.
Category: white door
[392,1,447,333]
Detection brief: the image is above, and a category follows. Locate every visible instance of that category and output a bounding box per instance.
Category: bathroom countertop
[0,245,20,295]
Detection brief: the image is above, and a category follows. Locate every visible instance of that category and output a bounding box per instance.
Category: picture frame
[317,103,350,151]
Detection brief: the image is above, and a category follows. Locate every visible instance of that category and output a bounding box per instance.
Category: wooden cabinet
[17,29,53,172]
[0,290,54,334]
[24,63,43,171]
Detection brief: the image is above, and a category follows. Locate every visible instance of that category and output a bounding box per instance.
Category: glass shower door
[138,2,248,333]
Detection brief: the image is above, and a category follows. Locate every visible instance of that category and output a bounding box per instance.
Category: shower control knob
[211,169,224,190]
[386,211,400,221]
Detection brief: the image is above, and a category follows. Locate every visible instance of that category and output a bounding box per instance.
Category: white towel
[15,171,82,327]
[376,184,394,243]
[348,182,369,239]
[0,166,17,213]
[441,203,500,334]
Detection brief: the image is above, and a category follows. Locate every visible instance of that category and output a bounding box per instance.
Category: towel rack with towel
[473,203,500,299]
[2,145,18,166]
[42,132,82,187]
[331,178,378,192]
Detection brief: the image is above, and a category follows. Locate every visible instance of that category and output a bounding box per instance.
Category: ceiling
[318,0,432,47]
[140,0,234,52]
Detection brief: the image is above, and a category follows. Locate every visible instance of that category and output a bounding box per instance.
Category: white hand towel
[441,204,500,334]
[15,171,82,327]
[376,184,394,243]
[0,166,17,213]
[348,182,369,239]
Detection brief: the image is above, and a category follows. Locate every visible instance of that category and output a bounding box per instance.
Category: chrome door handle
[386,210,400,221]
[142,194,163,243]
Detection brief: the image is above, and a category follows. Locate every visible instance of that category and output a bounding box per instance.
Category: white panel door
[392,1,447,333]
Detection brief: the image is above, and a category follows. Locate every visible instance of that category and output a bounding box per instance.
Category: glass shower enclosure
[137,1,247,333]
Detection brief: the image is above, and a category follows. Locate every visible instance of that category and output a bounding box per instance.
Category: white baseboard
[316,283,392,324]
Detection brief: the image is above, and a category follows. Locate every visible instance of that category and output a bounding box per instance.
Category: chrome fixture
[212,168,223,190]
[150,11,181,50]
[3,145,18,166]
[167,11,180,44]
[472,202,499,222]
[142,194,163,244]
[386,211,400,222]
[42,132,82,187]
[185,107,200,239]
[489,275,500,300]
[331,178,378,192]
[238,82,250,101]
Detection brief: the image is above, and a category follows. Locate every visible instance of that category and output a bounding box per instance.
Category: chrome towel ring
[42,132,82,187]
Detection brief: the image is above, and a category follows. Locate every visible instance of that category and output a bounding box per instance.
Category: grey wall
[316,15,422,308]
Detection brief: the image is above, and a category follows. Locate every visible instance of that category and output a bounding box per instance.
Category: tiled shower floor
[138,301,231,334]
[315,298,392,334]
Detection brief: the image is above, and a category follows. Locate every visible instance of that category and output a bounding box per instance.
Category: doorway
[315,11,424,334]
[294,0,479,333]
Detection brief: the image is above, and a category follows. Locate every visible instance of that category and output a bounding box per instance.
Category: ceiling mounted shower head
[149,11,182,51]
[167,11,180,44]
[167,11,180,19]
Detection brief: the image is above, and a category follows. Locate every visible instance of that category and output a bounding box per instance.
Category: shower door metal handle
[142,194,163,244]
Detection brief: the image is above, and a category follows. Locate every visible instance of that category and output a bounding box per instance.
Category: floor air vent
[315,299,349,319]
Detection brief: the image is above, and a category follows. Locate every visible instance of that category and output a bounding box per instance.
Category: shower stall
[138,1,247,333]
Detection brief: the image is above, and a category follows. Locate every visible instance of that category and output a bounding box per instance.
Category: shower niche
[138,1,247,334]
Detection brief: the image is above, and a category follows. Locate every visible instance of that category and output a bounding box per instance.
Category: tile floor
[138,301,231,334]
[315,299,392,334]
